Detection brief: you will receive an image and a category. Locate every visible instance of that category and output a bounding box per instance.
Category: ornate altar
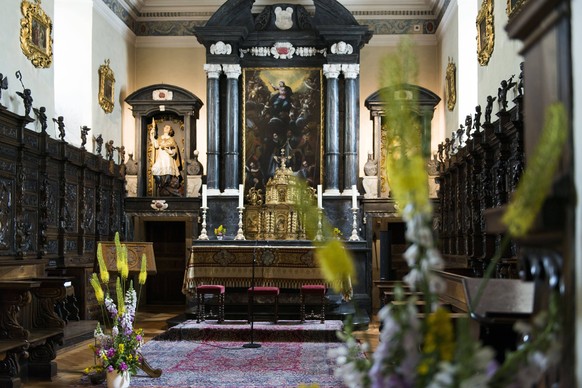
[243,154,316,240]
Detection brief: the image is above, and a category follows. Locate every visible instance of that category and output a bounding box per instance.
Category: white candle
[239,184,244,208]
[352,184,358,209]
[202,184,207,208]
[317,184,322,209]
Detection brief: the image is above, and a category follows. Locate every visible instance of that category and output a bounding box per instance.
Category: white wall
[436,0,459,143]
[92,0,135,159]
[0,1,56,132]
[476,0,523,114]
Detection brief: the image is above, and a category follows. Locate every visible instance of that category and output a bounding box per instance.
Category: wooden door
[145,221,185,305]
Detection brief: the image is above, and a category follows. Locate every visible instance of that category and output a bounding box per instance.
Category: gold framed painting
[476,0,494,66]
[445,58,456,111]
[506,0,528,17]
[242,67,323,191]
[20,0,53,68]
[98,59,115,113]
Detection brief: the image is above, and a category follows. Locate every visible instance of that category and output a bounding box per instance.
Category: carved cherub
[485,95,496,124]
[33,106,48,133]
[94,134,104,155]
[80,125,91,149]
[53,116,66,141]
[16,88,33,117]
[497,75,516,112]
[473,105,482,132]
[517,62,524,96]
[0,73,7,101]
[105,140,115,161]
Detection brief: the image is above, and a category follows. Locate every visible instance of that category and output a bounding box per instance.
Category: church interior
[1,0,581,386]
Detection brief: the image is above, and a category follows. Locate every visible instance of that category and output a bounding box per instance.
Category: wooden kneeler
[300,285,326,323]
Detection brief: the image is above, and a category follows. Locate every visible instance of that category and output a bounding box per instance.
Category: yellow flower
[118,343,125,353]
[116,277,125,314]
[90,273,104,304]
[120,245,129,280]
[115,232,123,273]
[502,103,568,237]
[315,239,355,295]
[96,243,110,284]
[139,253,148,285]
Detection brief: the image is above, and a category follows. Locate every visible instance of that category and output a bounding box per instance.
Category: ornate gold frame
[98,59,115,113]
[506,0,527,17]
[445,58,456,111]
[476,0,494,66]
[20,0,53,68]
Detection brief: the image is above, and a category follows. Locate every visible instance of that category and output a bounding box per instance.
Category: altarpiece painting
[243,68,323,193]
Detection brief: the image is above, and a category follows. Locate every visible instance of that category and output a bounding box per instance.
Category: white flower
[403,244,420,267]
[403,268,423,290]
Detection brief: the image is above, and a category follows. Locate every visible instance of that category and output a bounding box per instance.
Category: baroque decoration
[506,0,528,17]
[98,59,115,113]
[476,0,495,66]
[20,0,53,68]
[445,58,456,111]
[243,155,316,241]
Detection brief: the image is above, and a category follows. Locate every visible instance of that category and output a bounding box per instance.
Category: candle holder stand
[314,208,324,241]
[198,207,209,240]
[348,207,360,241]
[234,207,246,240]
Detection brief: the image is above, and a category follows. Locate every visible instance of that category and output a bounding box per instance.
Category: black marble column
[204,64,222,191]
[223,64,241,191]
[342,64,360,191]
[323,64,341,194]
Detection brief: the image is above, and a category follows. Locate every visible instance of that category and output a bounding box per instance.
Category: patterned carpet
[130,339,348,387]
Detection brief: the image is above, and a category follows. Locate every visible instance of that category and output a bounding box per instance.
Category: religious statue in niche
[243,68,322,193]
[149,119,183,196]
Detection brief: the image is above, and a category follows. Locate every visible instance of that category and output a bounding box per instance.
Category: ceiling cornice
[105,0,449,36]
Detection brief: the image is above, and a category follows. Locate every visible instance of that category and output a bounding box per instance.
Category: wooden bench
[0,278,68,386]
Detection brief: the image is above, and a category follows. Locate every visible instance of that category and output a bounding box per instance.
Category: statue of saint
[150,121,183,196]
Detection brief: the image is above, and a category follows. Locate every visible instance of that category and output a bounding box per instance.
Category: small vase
[217,234,223,240]
[107,370,130,388]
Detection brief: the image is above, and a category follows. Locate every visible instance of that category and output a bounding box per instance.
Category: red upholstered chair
[248,286,280,323]
[196,284,225,323]
[300,284,326,323]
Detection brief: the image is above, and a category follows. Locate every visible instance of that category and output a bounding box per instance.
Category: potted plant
[214,224,226,240]
[88,232,149,388]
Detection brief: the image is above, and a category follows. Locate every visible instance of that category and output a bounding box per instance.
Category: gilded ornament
[445,58,456,111]
[98,59,115,113]
[476,0,495,66]
[20,0,53,68]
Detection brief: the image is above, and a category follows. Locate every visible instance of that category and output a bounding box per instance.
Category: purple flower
[107,348,116,358]
[119,362,128,371]
[136,335,142,342]
[107,365,114,373]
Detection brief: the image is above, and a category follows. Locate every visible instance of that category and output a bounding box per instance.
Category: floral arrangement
[88,232,148,378]
[333,227,343,239]
[214,224,226,236]
[322,39,567,388]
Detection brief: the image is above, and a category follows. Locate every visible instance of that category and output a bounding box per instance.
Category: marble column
[323,64,342,195]
[342,64,360,192]
[222,64,242,193]
[204,64,222,192]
